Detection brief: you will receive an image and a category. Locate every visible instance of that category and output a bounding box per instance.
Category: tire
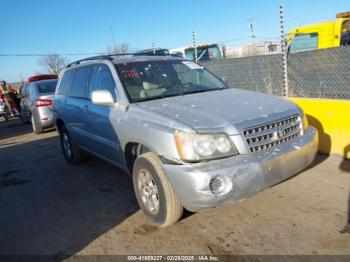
[133,152,183,227]
[59,125,84,165]
[21,110,29,124]
[31,115,43,134]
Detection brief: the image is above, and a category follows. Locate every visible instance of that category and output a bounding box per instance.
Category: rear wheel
[133,152,183,227]
[31,115,43,134]
[21,110,30,124]
[59,125,84,164]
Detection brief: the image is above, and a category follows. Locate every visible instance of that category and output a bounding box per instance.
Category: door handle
[82,105,88,112]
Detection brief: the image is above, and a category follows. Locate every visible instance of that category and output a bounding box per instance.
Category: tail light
[35,99,52,107]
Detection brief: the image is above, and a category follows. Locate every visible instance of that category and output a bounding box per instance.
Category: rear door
[64,66,92,146]
[83,64,124,165]
[54,69,75,130]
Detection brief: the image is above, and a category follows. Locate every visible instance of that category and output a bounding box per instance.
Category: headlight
[298,110,308,130]
[175,132,238,161]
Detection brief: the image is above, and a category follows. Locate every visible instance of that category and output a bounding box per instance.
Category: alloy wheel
[138,169,159,214]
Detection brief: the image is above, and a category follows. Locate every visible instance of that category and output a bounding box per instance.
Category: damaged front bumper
[162,127,318,212]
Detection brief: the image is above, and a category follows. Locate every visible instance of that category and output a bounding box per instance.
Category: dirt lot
[0,117,349,257]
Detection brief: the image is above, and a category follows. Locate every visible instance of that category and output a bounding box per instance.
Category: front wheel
[133,152,184,227]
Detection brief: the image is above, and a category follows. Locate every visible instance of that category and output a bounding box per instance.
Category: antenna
[110,26,117,50]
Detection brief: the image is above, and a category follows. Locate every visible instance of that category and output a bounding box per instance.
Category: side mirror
[91,90,115,106]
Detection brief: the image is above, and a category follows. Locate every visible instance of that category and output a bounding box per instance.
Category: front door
[84,64,124,166]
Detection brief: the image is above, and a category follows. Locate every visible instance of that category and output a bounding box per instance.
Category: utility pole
[152,42,156,54]
[192,31,198,61]
[280,5,289,97]
[248,17,256,44]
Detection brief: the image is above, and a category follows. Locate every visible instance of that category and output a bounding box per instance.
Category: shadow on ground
[0,135,139,259]
[0,118,32,140]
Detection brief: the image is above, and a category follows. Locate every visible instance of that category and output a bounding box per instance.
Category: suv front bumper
[163,127,318,212]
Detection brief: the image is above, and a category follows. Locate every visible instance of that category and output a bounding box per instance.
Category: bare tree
[106,43,130,54]
[37,54,69,74]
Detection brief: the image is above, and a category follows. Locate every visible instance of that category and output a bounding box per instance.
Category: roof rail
[66,52,183,68]
[66,53,142,68]
[66,55,113,68]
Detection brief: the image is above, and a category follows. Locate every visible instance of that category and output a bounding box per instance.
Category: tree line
[37,43,129,74]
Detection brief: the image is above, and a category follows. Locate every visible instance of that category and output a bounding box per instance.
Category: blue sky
[0,0,348,82]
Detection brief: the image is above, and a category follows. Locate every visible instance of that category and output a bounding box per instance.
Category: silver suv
[53,54,318,227]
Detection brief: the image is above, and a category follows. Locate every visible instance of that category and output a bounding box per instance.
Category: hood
[135,89,300,135]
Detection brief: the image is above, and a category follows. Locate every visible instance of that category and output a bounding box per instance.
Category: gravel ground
[0,118,349,258]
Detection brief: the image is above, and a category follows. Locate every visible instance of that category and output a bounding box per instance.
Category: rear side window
[289,33,318,53]
[71,66,92,98]
[37,80,58,94]
[88,64,116,99]
[57,69,75,95]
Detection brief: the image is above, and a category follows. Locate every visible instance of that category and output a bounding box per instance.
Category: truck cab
[287,12,350,53]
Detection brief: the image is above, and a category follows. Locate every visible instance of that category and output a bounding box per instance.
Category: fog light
[209,176,226,194]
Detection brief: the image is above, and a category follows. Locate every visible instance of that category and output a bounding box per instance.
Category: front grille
[243,115,303,153]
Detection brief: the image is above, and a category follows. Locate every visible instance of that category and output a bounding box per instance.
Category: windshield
[36,80,58,94]
[116,60,227,103]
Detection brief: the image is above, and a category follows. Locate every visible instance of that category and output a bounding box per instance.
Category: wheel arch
[124,142,152,173]
[56,119,65,133]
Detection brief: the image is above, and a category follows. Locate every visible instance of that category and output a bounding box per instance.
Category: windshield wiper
[182,87,226,95]
[133,93,180,103]
[133,87,227,103]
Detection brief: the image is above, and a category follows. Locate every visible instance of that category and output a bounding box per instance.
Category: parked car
[21,76,58,134]
[53,54,318,227]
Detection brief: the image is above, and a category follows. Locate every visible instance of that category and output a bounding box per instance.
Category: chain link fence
[202,46,350,100]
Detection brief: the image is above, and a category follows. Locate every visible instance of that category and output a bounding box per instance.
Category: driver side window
[88,64,117,100]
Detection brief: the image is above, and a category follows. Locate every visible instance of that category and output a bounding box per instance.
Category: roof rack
[66,55,114,68]
[66,52,183,68]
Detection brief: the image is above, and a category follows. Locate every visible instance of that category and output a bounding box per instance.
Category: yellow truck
[287,12,350,53]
